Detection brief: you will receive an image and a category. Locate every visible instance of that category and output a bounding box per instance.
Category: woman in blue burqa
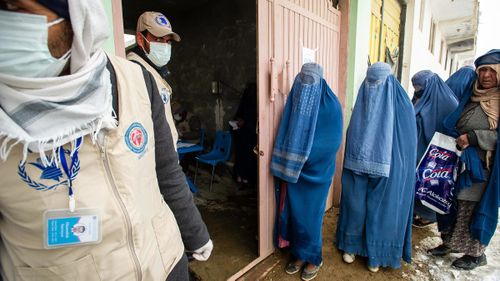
[411,70,458,227]
[271,63,343,281]
[430,49,500,270]
[446,65,477,102]
[336,62,417,272]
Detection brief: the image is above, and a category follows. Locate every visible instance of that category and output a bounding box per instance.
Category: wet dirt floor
[185,162,259,281]
[262,208,435,281]
[185,161,436,281]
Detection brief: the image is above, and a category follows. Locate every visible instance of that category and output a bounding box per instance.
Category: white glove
[229,120,239,130]
[192,239,213,261]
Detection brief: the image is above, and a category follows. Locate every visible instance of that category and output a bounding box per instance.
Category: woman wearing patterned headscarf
[435,49,500,270]
[336,62,417,272]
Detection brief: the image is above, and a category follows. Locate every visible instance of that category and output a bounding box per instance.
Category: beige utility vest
[127,52,178,150]
[0,55,184,281]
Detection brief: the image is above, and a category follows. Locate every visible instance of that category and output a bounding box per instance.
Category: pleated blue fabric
[336,62,417,268]
[274,64,343,266]
[445,66,476,102]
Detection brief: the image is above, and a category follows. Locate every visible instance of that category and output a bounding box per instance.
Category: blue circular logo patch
[125,122,148,154]
[155,15,171,28]
[160,88,170,104]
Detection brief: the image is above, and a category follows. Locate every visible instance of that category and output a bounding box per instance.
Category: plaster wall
[401,0,451,96]
[345,0,371,126]
[101,0,116,54]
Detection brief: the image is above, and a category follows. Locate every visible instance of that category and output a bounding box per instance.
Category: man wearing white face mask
[127,11,180,150]
[0,1,212,281]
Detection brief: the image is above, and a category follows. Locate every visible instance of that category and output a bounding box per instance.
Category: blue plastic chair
[185,175,198,194]
[177,128,205,161]
[194,131,232,191]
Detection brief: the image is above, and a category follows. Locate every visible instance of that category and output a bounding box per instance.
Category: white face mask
[0,10,70,78]
[141,34,172,67]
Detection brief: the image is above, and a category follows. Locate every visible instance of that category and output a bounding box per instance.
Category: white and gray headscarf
[0,0,116,164]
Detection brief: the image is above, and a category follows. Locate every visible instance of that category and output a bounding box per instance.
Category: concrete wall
[401,0,452,95]
[122,1,256,140]
[170,1,256,138]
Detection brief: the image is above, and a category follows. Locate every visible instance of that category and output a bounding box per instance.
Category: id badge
[43,209,102,249]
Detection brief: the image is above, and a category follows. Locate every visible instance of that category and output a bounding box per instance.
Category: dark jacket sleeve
[140,67,210,251]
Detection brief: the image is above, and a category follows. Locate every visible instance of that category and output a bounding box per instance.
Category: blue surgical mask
[141,34,172,67]
[0,10,71,78]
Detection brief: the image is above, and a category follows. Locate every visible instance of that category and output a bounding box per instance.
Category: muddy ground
[262,208,434,281]
[186,161,440,281]
[186,162,259,281]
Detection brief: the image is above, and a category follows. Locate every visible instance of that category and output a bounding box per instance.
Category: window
[419,0,426,31]
[445,51,449,70]
[428,20,436,54]
[439,40,445,64]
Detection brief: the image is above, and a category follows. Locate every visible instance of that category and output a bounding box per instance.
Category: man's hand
[236,118,245,128]
[192,239,213,261]
[456,134,470,150]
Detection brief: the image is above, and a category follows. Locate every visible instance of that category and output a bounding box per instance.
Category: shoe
[452,254,487,270]
[342,253,355,264]
[285,260,304,275]
[427,244,451,256]
[367,265,380,273]
[412,217,435,228]
[301,262,322,281]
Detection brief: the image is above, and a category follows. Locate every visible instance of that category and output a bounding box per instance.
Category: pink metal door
[233,1,343,279]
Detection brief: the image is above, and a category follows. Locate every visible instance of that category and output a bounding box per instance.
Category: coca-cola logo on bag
[415,144,460,215]
[428,148,452,161]
[422,168,451,180]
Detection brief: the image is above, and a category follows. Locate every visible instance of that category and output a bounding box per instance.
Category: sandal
[285,259,305,275]
[301,262,323,281]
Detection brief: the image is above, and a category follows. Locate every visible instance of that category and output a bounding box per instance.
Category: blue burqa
[442,49,500,245]
[412,71,458,222]
[273,63,343,266]
[445,66,477,102]
[413,71,459,162]
[271,63,325,183]
[336,62,417,268]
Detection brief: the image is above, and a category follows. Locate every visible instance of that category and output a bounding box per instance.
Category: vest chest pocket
[15,255,101,281]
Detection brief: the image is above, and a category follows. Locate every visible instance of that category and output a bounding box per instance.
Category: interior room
[122,1,258,279]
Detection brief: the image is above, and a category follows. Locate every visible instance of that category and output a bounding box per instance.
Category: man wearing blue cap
[0,1,211,280]
[431,49,500,270]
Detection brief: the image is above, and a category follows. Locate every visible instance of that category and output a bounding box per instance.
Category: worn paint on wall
[214,97,226,132]
[168,1,256,141]
[369,0,401,65]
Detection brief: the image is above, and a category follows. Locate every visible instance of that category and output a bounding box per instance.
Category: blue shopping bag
[415,132,461,214]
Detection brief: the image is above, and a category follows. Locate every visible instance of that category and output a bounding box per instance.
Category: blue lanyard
[58,137,83,212]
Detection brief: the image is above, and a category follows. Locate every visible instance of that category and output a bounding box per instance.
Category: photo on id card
[43,208,101,249]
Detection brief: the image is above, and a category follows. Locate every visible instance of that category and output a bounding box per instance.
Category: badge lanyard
[58,137,83,212]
